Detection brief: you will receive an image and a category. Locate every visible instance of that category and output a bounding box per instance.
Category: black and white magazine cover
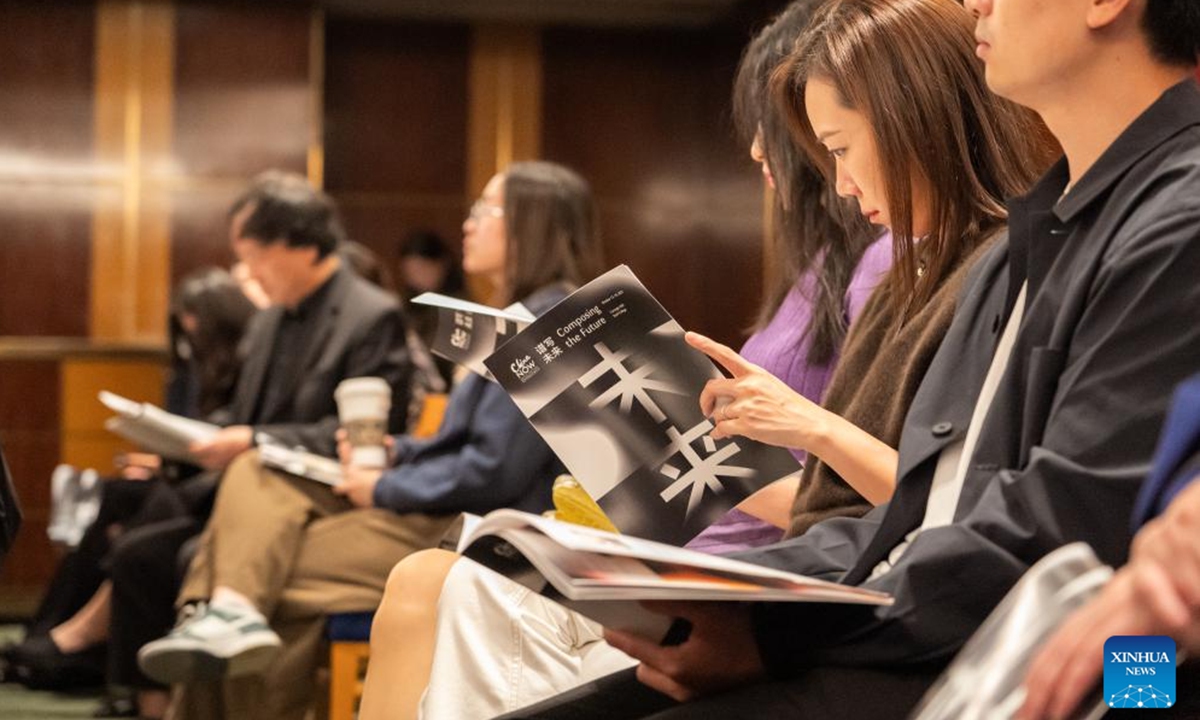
[484,265,801,546]
[411,292,534,378]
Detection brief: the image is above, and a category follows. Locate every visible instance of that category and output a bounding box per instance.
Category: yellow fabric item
[551,475,618,534]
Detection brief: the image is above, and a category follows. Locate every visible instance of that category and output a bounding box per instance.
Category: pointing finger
[685,331,755,378]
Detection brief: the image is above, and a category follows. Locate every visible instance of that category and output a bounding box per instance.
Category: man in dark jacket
[103,171,414,716]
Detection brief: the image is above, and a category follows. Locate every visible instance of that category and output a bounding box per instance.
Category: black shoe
[6,634,106,690]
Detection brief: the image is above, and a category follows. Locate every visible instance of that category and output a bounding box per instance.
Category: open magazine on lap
[459,508,891,640]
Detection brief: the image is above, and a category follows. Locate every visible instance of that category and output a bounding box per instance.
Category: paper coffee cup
[335,377,391,468]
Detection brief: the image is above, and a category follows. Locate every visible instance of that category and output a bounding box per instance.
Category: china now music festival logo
[1103,636,1176,709]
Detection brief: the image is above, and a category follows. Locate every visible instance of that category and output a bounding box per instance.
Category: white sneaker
[138,602,282,684]
[46,464,80,545]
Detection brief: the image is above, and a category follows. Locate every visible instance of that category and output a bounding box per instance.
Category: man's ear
[305,246,323,267]
[1086,0,1135,30]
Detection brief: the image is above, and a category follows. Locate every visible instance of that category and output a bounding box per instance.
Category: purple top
[685,233,893,554]
[739,234,893,457]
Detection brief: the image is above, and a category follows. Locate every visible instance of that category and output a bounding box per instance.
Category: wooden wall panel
[324,18,470,270]
[324,19,469,194]
[61,358,165,470]
[90,0,176,341]
[169,5,314,283]
[0,3,97,338]
[0,360,61,590]
[0,3,96,163]
[169,186,242,283]
[0,187,97,337]
[542,27,764,347]
[172,5,311,179]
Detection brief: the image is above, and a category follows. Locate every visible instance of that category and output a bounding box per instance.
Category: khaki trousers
[168,451,455,720]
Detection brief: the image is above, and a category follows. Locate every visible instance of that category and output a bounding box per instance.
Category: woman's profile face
[462,172,507,286]
[805,77,933,236]
[805,78,891,229]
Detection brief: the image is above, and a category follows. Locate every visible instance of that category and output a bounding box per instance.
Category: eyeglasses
[468,200,505,221]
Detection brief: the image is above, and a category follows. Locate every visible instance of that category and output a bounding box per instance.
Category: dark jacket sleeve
[256,304,413,457]
[372,376,556,515]
[749,204,1200,676]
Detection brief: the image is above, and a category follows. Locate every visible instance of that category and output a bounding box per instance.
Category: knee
[371,551,458,640]
[384,549,459,610]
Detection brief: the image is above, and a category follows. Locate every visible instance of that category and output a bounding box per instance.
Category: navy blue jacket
[1132,373,1200,528]
[372,285,569,515]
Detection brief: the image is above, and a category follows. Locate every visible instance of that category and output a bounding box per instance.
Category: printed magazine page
[258,443,344,486]
[411,292,534,379]
[99,391,219,464]
[483,265,802,545]
[460,509,891,640]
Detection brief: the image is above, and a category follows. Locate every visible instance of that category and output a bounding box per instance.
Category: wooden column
[91,0,175,342]
[308,9,327,189]
[467,25,542,196]
[466,25,542,301]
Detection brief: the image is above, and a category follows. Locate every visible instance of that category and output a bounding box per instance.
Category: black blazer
[224,265,412,458]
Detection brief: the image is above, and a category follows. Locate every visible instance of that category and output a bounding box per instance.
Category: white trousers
[419,559,637,719]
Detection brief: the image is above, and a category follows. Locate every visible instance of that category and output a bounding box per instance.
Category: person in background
[340,239,447,433]
[138,161,604,720]
[340,239,396,294]
[0,267,257,717]
[396,229,466,387]
[98,171,414,719]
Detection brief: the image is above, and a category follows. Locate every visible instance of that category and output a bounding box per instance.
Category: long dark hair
[500,161,606,305]
[734,0,878,365]
[169,268,258,415]
[773,0,1057,320]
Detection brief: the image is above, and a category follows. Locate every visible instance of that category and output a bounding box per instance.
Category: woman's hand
[686,331,830,452]
[604,601,765,702]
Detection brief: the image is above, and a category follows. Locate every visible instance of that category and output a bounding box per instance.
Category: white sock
[210,587,260,615]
